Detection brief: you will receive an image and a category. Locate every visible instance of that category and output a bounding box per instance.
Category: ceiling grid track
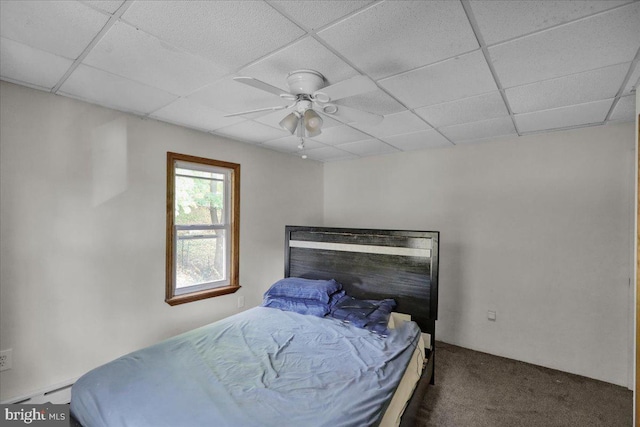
[604,45,640,122]
[51,0,134,94]
[460,0,521,137]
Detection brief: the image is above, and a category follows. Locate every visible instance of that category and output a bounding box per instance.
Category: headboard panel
[285,226,439,336]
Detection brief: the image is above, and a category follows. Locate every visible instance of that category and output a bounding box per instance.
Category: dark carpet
[416,342,633,427]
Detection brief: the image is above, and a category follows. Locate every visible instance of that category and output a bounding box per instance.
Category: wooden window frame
[166,152,240,306]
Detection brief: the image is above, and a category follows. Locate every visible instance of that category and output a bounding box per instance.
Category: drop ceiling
[1,0,638,162]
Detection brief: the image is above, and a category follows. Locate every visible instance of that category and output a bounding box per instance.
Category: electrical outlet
[0,349,12,371]
[237,296,245,309]
[487,311,497,321]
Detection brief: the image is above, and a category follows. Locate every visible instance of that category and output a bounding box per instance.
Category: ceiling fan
[225,70,383,143]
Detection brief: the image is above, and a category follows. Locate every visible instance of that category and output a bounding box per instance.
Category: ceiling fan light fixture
[306,126,322,138]
[304,109,323,135]
[279,112,299,134]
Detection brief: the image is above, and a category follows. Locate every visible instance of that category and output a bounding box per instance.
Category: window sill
[166,284,241,306]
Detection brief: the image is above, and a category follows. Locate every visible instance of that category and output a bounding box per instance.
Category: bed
[70,226,439,427]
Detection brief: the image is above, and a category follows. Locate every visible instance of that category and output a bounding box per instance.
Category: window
[166,152,240,305]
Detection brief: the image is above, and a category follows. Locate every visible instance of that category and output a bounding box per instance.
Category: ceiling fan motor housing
[287,70,326,95]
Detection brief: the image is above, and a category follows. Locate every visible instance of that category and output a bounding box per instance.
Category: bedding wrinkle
[71,307,421,427]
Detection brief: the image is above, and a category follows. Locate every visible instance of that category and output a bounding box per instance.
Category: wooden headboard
[284,226,439,345]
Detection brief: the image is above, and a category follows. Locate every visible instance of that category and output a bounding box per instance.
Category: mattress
[379,314,427,427]
[71,307,422,427]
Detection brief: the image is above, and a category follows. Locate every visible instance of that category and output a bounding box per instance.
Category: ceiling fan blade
[233,76,291,97]
[326,104,383,126]
[224,105,288,117]
[314,75,378,102]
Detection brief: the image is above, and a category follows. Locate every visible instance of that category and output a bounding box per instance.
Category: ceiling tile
[263,135,326,153]
[310,125,370,145]
[187,76,289,114]
[83,22,228,96]
[269,0,374,31]
[351,110,430,138]
[514,99,614,133]
[336,89,406,116]
[0,0,108,60]
[337,139,398,157]
[255,109,343,130]
[382,129,452,151]
[59,64,178,114]
[300,146,357,162]
[505,63,630,114]
[122,1,305,72]
[470,0,632,45]
[623,62,640,96]
[239,37,360,90]
[415,91,509,128]
[317,0,478,79]
[488,2,640,88]
[213,120,290,143]
[453,133,516,146]
[82,1,125,14]
[0,37,73,90]
[608,95,636,122]
[379,50,498,109]
[315,112,344,129]
[439,117,516,143]
[150,98,245,132]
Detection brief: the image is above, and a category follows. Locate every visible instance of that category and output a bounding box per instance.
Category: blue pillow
[329,297,376,326]
[365,308,395,335]
[262,295,331,317]
[329,296,396,335]
[264,278,342,303]
[328,290,346,308]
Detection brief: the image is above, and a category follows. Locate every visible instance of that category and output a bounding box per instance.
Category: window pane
[175,174,225,226]
[176,229,227,289]
[176,167,225,181]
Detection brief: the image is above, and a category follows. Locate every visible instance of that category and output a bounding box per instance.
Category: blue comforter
[71,307,421,427]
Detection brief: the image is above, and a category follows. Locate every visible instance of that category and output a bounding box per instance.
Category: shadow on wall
[436,242,464,344]
[92,117,128,207]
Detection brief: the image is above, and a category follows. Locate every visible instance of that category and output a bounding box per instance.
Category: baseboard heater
[1,378,77,405]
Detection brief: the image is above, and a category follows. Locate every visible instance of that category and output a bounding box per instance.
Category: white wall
[0,81,324,401]
[0,79,634,400]
[324,123,635,387]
